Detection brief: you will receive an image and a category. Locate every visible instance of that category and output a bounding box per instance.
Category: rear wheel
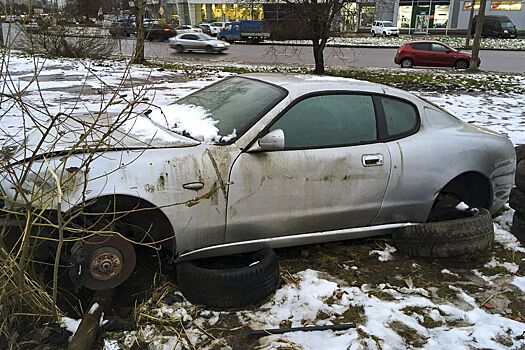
[455,59,469,70]
[175,44,184,53]
[400,58,414,68]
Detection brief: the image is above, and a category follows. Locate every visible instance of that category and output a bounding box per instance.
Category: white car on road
[371,21,399,37]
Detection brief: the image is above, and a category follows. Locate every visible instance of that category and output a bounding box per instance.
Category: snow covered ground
[1,53,524,349]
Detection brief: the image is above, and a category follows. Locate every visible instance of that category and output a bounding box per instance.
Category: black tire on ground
[400,58,414,68]
[455,59,469,70]
[392,208,494,258]
[372,31,376,37]
[515,145,525,164]
[509,187,525,213]
[382,32,387,37]
[515,161,525,191]
[176,248,280,308]
[175,44,184,53]
[206,45,214,54]
[511,212,525,242]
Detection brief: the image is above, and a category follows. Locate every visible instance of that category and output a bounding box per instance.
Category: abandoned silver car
[0,74,516,294]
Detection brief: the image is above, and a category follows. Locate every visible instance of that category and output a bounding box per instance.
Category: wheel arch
[67,194,176,251]
[435,171,492,210]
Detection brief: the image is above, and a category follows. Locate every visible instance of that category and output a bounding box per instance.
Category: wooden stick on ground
[68,289,114,350]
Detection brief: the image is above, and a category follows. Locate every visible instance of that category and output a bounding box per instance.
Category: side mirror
[249,129,285,152]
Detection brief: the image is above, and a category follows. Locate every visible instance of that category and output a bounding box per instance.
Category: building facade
[167,0,524,31]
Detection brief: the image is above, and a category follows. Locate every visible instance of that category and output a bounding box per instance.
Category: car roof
[239,73,416,99]
[404,40,446,44]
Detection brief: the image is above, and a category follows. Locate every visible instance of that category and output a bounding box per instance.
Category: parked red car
[394,41,480,70]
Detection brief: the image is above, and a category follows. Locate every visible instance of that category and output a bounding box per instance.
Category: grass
[146,58,525,95]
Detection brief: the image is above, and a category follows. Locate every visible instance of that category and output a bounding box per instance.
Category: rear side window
[270,94,377,149]
[411,43,431,51]
[381,97,418,137]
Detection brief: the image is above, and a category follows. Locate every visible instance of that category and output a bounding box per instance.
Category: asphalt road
[115,38,525,73]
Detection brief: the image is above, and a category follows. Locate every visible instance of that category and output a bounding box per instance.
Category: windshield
[501,21,515,28]
[383,21,395,27]
[149,77,286,144]
[199,33,214,40]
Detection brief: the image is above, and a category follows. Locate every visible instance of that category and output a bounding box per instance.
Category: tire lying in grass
[393,208,494,258]
[511,212,525,242]
[515,161,525,191]
[176,248,280,308]
[509,187,525,214]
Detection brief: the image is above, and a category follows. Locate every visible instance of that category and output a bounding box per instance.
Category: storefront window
[360,5,375,27]
[431,5,448,27]
[341,3,358,32]
[397,6,412,28]
[491,1,522,10]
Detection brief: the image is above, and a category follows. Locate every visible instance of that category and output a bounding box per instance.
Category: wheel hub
[77,234,136,290]
[89,247,123,281]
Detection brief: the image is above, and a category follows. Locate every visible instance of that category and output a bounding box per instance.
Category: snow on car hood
[9,103,236,162]
[9,111,200,162]
[145,104,236,143]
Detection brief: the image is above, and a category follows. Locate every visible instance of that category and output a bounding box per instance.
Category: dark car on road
[471,15,517,38]
[109,19,135,37]
[394,41,480,70]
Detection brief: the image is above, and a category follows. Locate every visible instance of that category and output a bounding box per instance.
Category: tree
[265,1,349,75]
[469,0,487,70]
[130,0,146,64]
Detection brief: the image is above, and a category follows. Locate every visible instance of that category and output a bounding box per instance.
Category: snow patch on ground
[512,276,525,292]
[243,270,525,350]
[60,317,81,335]
[484,257,520,273]
[369,244,397,261]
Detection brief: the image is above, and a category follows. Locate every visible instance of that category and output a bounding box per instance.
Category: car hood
[8,112,199,163]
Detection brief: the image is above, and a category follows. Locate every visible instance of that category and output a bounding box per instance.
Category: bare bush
[0,42,162,347]
[24,26,114,59]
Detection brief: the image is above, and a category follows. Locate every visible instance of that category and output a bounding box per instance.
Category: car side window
[269,94,377,149]
[431,43,449,52]
[186,34,198,40]
[411,43,431,51]
[380,97,418,137]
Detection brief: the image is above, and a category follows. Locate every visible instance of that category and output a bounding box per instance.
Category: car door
[181,34,199,49]
[225,93,391,243]
[430,43,453,66]
[411,43,432,66]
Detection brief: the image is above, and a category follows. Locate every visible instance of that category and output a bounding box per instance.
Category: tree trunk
[312,39,326,75]
[130,0,146,64]
[469,0,487,70]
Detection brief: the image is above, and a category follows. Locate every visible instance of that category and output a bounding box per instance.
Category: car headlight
[216,43,225,47]
[504,30,508,33]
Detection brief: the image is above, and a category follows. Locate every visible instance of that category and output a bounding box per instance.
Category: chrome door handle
[362,154,384,167]
[183,181,204,190]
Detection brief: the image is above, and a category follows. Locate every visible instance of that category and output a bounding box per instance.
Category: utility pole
[465,0,475,48]
[469,0,486,70]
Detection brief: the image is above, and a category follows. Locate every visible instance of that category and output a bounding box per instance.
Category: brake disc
[79,234,136,290]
